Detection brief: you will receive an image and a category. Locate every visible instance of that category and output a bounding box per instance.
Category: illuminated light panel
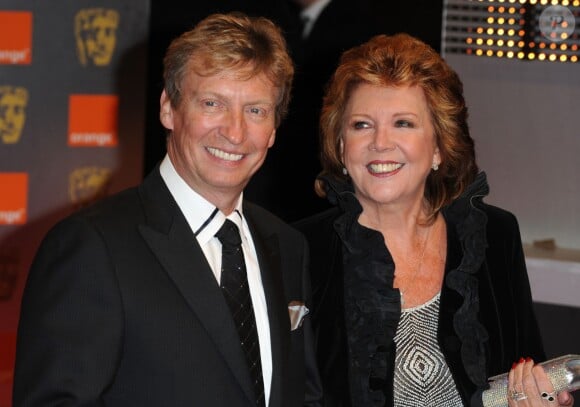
[442,0,579,63]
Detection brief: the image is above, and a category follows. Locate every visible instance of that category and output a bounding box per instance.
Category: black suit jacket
[14,167,322,406]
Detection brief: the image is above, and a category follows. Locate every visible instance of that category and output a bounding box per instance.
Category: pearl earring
[342,167,348,175]
[432,162,439,171]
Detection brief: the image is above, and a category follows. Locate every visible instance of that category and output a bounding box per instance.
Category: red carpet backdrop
[0,1,150,405]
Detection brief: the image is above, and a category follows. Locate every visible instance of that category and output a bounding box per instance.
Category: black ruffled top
[322,173,491,406]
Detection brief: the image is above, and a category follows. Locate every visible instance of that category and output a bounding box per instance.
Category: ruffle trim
[442,172,490,386]
[325,177,398,405]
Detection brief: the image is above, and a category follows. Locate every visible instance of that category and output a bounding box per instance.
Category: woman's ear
[432,146,441,169]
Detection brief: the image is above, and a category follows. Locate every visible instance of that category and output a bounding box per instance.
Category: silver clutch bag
[482,354,580,407]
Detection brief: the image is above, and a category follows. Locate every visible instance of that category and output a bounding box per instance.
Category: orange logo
[68,94,118,147]
[0,11,33,65]
[0,173,28,225]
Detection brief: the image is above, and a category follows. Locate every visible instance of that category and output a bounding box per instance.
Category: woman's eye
[352,121,370,130]
[395,119,413,128]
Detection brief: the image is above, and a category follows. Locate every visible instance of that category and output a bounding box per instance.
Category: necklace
[398,218,436,307]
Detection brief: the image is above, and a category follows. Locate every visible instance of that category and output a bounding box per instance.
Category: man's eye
[203,100,219,108]
[247,106,267,117]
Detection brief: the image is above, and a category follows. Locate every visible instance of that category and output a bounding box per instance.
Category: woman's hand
[507,357,575,406]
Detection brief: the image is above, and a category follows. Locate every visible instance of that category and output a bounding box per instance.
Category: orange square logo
[0,173,28,225]
[0,11,33,65]
[68,94,118,147]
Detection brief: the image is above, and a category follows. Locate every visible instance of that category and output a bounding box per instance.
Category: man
[13,12,321,406]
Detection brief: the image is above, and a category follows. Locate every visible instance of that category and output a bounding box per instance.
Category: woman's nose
[370,126,396,151]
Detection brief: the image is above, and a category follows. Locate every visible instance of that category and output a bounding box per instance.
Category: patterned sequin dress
[393,293,463,406]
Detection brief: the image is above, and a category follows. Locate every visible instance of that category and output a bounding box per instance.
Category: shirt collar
[159,154,245,245]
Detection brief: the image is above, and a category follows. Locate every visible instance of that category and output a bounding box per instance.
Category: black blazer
[294,174,545,406]
[14,167,322,406]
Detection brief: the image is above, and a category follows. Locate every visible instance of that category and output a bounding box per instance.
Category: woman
[294,33,574,406]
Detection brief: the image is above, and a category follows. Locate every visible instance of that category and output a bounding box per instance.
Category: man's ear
[159,90,174,130]
[267,129,276,148]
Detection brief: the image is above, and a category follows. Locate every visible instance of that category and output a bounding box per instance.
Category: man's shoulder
[243,201,302,237]
[48,186,143,238]
[77,186,142,220]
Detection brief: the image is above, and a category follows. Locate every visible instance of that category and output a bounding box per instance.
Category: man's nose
[221,110,246,144]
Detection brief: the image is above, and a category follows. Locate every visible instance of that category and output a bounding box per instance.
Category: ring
[541,391,556,402]
[510,388,527,402]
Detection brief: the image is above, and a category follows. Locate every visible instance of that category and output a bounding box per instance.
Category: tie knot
[215,219,242,248]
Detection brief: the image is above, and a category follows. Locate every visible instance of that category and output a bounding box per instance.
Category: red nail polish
[526,357,533,363]
[519,357,525,363]
[512,362,517,369]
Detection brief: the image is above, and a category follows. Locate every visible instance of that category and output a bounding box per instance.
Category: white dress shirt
[300,0,332,38]
[159,155,272,405]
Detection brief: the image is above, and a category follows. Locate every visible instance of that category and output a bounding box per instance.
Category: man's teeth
[208,147,243,161]
[367,162,403,173]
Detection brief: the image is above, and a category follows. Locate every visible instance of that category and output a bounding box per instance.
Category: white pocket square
[288,301,310,331]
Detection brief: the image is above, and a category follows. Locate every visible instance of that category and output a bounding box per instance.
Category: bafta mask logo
[0,86,29,144]
[69,167,111,208]
[75,8,120,66]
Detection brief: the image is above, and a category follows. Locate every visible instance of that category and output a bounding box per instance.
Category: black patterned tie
[215,219,265,407]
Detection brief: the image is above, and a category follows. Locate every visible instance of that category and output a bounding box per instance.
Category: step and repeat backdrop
[0,1,150,404]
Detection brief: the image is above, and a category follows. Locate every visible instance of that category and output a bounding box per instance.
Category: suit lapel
[137,169,255,403]
[245,209,290,407]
